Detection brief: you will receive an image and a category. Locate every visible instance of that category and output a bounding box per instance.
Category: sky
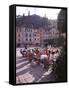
[16,6,61,20]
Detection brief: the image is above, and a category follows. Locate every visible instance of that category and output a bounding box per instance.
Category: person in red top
[35,48,41,64]
[27,50,33,63]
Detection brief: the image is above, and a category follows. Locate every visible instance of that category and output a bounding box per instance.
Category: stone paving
[16,56,56,84]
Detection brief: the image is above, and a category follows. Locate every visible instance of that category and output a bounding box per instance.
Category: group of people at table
[20,47,59,70]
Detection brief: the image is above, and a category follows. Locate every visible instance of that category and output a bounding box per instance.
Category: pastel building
[16,26,41,47]
[16,25,59,47]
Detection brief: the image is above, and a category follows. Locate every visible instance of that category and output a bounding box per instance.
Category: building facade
[16,25,59,47]
[16,26,41,47]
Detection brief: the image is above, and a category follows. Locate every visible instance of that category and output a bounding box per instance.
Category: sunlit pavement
[16,48,57,84]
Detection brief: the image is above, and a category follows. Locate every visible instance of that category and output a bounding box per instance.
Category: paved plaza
[16,49,57,84]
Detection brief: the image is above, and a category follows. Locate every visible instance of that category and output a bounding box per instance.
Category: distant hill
[16,14,49,29]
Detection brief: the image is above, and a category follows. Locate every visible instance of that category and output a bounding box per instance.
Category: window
[18,34,20,37]
[26,38,28,41]
[34,34,36,36]
[29,34,31,37]
[35,38,36,40]
[30,39,31,41]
